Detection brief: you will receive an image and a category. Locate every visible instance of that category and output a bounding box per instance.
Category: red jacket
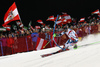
[7,38,14,47]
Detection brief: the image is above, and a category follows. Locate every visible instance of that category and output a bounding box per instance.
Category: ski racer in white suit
[60,28,78,50]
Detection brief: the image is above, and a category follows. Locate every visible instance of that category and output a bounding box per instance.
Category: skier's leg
[64,39,78,49]
[71,39,78,49]
[70,43,77,49]
[64,39,71,49]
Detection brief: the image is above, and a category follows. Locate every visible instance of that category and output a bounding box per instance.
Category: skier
[59,27,78,50]
[41,27,79,57]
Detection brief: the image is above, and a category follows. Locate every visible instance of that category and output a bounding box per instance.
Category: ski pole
[43,33,56,48]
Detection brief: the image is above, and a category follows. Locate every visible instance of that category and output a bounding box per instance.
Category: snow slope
[0,33,100,67]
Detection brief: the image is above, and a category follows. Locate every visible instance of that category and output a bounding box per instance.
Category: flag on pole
[16,21,23,28]
[58,15,62,20]
[54,15,62,21]
[28,21,35,30]
[19,23,23,28]
[61,13,72,23]
[98,13,100,17]
[63,15,71,22]
[0,27,6,31]
[91,9,100,15]
[37,20,44,25]
[35,26,40,29]
[3,25,11,31]
[16,21,21,25]
[46,16,55,21]
[79,18,85,22]
[54,15,68,25]
[35,37,47,50]
[45,25,50,29]
[62,18,67,24]
[56,20,62,25]
[2,2,20,26]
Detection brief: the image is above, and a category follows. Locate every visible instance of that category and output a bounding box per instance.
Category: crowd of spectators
[0,17,100,38]
[0,17,100,56]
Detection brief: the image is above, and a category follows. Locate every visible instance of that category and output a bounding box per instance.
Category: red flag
[37,20,43,24]
[30,26,35,30]
[54,15,62,21]
[62,18,68,24]
[35,26,40,29]
[2,2,20,26]
[62,14,72,22]
[98,13,100,17]
[46,16,55,21]
[45,25,50,29]
[3,25,11,31]
[16,21,24,28]
[37,20,45,26]
[91,9,100,15]
[36,37,47,50]
[56,20,62,26]
[79,18,85,22]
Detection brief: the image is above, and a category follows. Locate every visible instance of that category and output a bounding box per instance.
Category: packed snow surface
[0,33,100,67]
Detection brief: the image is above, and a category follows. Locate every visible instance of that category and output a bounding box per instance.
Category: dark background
[0,0,99,27]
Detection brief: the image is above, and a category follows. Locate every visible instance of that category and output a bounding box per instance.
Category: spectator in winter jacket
[31,29,39,50]
[39,30,45,39]
[0,35,7,55]
[45,30,50,41]
[98,22,100,32]
[7,34,14,54]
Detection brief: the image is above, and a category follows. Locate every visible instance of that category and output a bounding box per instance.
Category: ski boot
[73,44,78,49]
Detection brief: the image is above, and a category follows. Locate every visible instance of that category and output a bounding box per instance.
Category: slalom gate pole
[53,15,59,36]
[53,15,65,50]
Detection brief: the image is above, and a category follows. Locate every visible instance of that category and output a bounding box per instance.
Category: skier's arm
[59,31,65,36]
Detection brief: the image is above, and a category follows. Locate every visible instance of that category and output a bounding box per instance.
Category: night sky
[0,0,99,27]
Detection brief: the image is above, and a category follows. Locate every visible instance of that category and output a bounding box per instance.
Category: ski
[41,49,69,58]
[41,41,100,58]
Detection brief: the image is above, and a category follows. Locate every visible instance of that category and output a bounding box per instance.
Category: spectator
[31,29,39,50]
[7,34,14,54]
[13,34,18,53]
[56,25,63,32]
[98,22,100,32]
[39,30,45,39]
[0,35,7,55]
[45,30,50,41]
[29,29,33,34]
